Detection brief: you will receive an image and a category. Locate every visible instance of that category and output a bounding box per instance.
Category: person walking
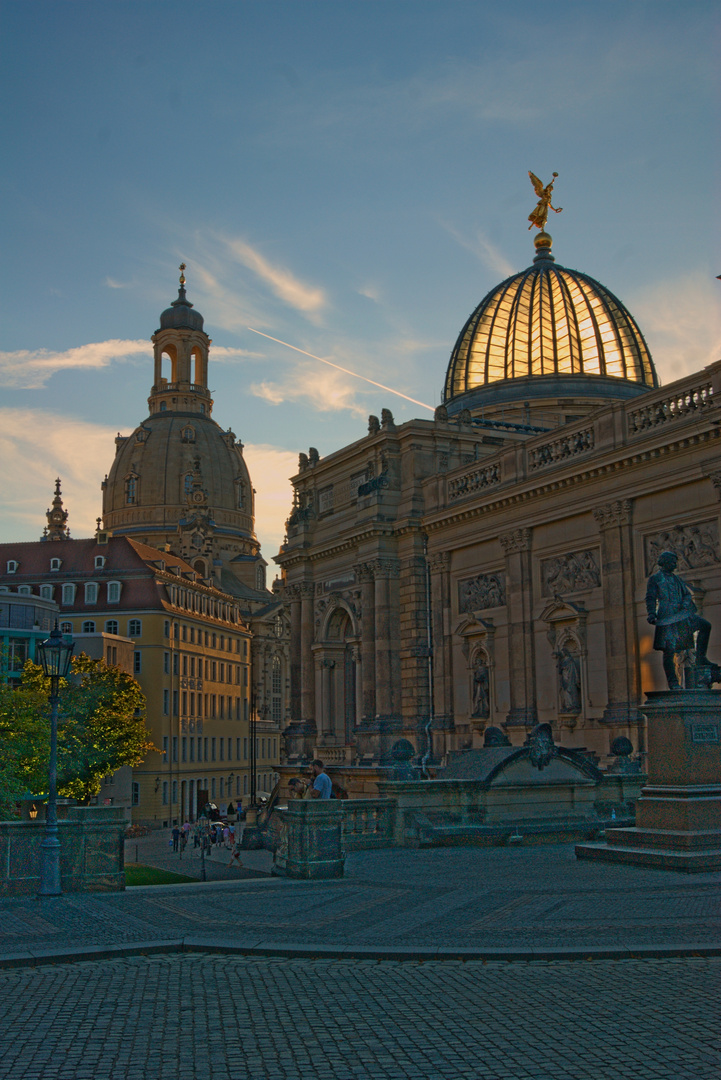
[171,825,180,852]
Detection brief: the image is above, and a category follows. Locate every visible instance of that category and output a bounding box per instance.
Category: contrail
[247,327,435,413]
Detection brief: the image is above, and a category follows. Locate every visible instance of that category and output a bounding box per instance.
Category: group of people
[287,759,337,800]
[169,814,247,869]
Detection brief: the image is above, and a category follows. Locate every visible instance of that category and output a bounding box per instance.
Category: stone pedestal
[273,801,344,879]
[576,690,721,871]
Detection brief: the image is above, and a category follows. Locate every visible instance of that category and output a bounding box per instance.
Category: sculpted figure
[471,661,490,719]
[645,550,712,689]
[528,171,563,231]
[558,648,581,712]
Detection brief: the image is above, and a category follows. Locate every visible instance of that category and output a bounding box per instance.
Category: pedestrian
[223,824,230,849]
[228,839,244,869]
[180,829,188,852]
[308,759,332,799]
[171,825,180,852]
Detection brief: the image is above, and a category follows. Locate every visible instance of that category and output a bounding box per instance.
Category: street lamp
[36,622,74,896]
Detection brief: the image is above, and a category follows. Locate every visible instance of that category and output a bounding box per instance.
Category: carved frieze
[458,572,506,613]
[541,550,601,596]
[499,528,532,554]
[644,521,720,574]
[593,499,633,530]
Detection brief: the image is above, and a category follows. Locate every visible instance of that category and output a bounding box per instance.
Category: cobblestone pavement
[1,953,719,1079]
[1,844,719,957]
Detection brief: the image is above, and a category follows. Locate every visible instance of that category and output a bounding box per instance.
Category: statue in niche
[557,647,581,713]
[471,660,490,719]
[645,550,718,689]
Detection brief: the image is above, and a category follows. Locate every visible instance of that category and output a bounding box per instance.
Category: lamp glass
[37,625,74,680]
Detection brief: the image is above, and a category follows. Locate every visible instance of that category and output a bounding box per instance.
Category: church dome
[158,266,204,332]
[444,231,658,413]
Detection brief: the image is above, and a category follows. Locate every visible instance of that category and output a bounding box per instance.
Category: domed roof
[158,266,204,332]
[444,232,657,406]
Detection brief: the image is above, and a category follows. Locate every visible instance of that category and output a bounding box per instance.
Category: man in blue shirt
[309,759,332,799]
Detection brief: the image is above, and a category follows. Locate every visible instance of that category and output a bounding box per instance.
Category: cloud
[628,274,721,384]
[250,361,369,420]
[0,406,297,561]
[242,444,298,558]
[218,235,327,315]
[0,340,150,390]
[0,408,115,541]
[441,222,515,279]
[104,277,133,289]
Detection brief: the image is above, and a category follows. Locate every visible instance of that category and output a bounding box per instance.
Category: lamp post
[36,622,74,896]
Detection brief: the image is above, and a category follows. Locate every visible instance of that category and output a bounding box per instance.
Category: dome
[444,232,657,411]
[159,284,204,332]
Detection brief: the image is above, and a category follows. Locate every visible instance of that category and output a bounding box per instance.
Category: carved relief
[593,499,632,530]
[541,550,601,596]
[644,521,720,574]
[458,572,506,613]
[499,528,532,554]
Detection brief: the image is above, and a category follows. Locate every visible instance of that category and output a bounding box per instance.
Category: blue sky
[1,0,719,558]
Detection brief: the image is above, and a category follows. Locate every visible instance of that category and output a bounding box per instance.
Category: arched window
[181,426,195,443]
[236,481,244,509]
[107,581,121,603]
[61,583,76,605]
[82,621,96,633]
[85,582,98,604]
[271,656,282,722]
[60,622,72,634]
[256,563,266,591]
[40,585,53,600]
[125,475,138,505]
[184,473,194,496]
[105,620,119,635]
[128,619,142,637]
[50,558,61,571]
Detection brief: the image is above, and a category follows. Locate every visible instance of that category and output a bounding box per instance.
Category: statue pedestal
[272,801,344,880]
[576,690,721,872]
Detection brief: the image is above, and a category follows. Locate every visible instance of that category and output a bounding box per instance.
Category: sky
[1,0,719,562]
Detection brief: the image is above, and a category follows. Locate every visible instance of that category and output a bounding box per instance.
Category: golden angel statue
[528,171,563,231]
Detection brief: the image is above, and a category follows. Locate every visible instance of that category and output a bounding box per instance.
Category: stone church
[276,228,721,792]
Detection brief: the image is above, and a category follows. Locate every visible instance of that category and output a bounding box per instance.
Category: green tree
[0,654,156,814]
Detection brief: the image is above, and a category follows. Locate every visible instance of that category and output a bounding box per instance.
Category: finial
[527,171,562,232]
[96,517,102,531]
[179,263,186,287]
[55,477,62,496]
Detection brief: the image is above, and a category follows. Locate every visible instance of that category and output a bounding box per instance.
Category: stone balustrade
[341,798,395,850]
[627,379,713,436]
[447,462,500,502]
[527,426,595,471]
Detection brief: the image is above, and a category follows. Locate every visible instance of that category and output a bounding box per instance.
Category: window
[162,782,169,806]
[128,619,142,637]
[211,778,216,799]
[197,737,202,761]
[125,475,138,505]
[82,621,96,633]
[243,775,248,795]
[227,739,233,761]
[220,778,224,798]
[17,586,31,596]
[84,582,98,604]
[131,782,140,806]
[244,699,249,722]
[173,690,179,716]
[236,777,241,796]
[6,561,18,574]
[219,663,224,683]
[162,736,168,762]
[133,651,141,674]
[220,738,225,761]
[163,652,170,674]
[164,620,170,637]
[203,737,208,761]
[189,626,195,644]
[61,583,76,605]
[182,737,187,763]
[172,736,178,762]
[107,581,121,603]
[243,640,248,658]
[94,556,106,569]
[182,691,187,715]
[189,738,195,762]
[105,620,119,635]
[40,585,54,600]
[236,738,241,760]
[50,558,61,572]
[60,621,72,634]
[211,737,216,761]
[163,690,169,716]
[173,654,179,675]
[172,780,177,803]
[243,738,248,760]
[243,667,248,687]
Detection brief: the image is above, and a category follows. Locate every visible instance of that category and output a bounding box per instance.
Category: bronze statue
[645,550,714,688]
[528,171,563,231]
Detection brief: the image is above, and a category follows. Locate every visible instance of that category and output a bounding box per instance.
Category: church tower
[101,267,268,599]
[41,478,70,541]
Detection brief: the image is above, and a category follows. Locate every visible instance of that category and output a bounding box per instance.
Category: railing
[627,380,713,436]
[447,462,500,501]
[341,798,395,850]
[528,426,595,471]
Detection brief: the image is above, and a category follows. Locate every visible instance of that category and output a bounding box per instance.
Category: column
[500,527,538,728]
[321,658,335,736]
[373,559,399,718]
[300,582,316,723]
[354,563,376,719]
[429,550,453,724]
[287,585,302,720]
[593,499,642,727]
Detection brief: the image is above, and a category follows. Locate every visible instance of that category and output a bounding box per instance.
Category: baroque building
[276,229,721,793]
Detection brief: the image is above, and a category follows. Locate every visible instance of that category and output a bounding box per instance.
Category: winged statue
[528,171,563,231]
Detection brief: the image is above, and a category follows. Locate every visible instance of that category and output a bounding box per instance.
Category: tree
[0,654,156,814]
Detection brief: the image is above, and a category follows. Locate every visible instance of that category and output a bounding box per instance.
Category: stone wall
[0,806,126,896]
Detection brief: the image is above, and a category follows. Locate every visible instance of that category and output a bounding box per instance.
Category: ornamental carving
[428,551,450,572]
[458,572,506,613]
[644,521,720,575]
[541,550,601,596]
[372,559,400,578]
[593,499,633,530]
[499,528,532,554]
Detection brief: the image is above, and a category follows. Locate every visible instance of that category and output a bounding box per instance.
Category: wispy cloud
[441,221,515,279]
[104,277,133,289]
[250,362,370,420]
[218,235,327,315]
[0,340,150,390]
[628,274,721,384]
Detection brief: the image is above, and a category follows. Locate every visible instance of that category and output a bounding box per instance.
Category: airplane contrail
[247,327,435,413]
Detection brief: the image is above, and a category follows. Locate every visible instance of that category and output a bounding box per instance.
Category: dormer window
[40,585,53,600]
[85,582,99,604]
[6,560,18,574]
[61,583,76,605]
[181,426,195,443]
[94,555,106,570]
[107,581,121,603]
[17,585,32,596]
[50,558,62,572]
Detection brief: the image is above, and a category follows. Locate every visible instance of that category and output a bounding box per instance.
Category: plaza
[0,844,719,1079]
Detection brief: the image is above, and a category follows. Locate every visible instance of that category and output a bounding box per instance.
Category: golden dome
[444,232,658,409]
